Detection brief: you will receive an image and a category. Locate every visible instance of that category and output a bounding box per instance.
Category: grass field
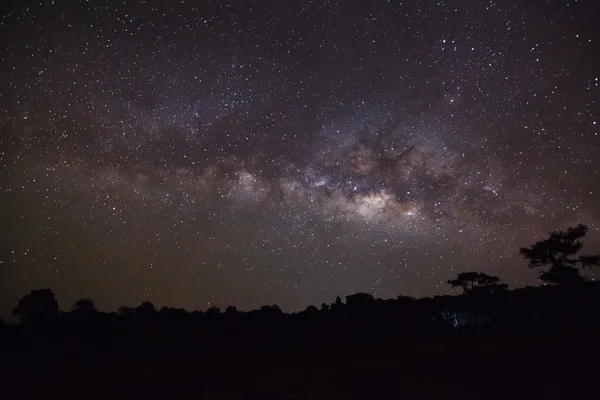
[2,331,598,399]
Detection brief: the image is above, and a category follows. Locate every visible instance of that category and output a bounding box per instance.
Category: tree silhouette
[345,292,375,311]
[259,304,282,315]
[330,295,344,314]
[225,305,238,314]
[396,295,415,303]
[159,306,188,318]
[520,224,600,285]
[305,305,319,315]
[447,272,507,295]
[206,305,221,315]
[117,306,134,317]
[72,298,96,313]
[12,289,60,323]
[136,301,157,316]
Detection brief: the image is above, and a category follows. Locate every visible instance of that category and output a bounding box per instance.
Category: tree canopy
[12,289,60,323]
[447,272,507,295]
[72,298,96,313]
[520,224,600,285]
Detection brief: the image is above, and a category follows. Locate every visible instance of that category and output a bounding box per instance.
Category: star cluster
[1,0,599,318]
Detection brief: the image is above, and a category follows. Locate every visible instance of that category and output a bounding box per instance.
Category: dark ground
[2,330,598,399]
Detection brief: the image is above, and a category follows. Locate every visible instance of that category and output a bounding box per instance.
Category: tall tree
[331,295,345,314]
[13,289,60,323]
[447,272,507,295]
[520,224,600,285]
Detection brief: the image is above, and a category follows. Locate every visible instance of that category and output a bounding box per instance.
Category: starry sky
[1,0,599,319]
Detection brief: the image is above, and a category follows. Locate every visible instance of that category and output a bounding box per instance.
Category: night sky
[1,0,599,319]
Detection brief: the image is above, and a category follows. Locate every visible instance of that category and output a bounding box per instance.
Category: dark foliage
[117,306,134,316]
[448,272,508,295]
[3,227,600,397]
[225,305,238,314]
[71,298,96,313]
[136,301,157,316]
[12,288,59,323]
[5,279,600,364]
[4,281,600,400]
[206,305,221,316]
[4,229,600,399]
[520,224,600,285]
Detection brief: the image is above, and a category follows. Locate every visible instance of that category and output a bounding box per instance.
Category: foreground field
[2,330,599,399]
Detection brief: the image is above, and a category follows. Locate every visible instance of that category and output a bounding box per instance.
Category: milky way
[1,0,599,318]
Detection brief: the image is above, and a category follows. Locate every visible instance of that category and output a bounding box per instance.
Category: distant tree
[136,301,157,316]
[159,307,188,319]
[447,272,508,295]
[117,306,135,317]
[330,295,345,313]
[305,305,319,315]
[396,295,415,304]
[206,305,221,315]
[260,304,282,315]
[71,298,96,313]
[320,303,330,313]
[225,305,238,314]
[520,224,600,285]
[345,292,375,309]
[12,289,59,323]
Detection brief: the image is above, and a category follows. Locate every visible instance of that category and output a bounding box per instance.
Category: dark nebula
[1,0,599,318]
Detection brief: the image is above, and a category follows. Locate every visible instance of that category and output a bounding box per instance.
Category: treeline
[1,224,600,361]
[4,283,600,360]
